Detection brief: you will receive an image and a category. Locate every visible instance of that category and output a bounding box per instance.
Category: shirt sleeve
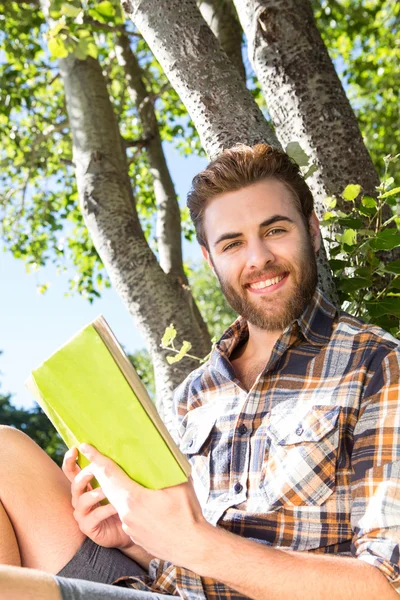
[350,345,400,593]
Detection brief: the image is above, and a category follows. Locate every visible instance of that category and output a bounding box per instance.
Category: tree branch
[115,29,188,283]
[197,0,246,81]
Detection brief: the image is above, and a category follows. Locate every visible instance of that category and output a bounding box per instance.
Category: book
[25,316,191,491]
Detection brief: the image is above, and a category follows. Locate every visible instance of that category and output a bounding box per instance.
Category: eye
[267,228,286,236]
[223,241,242,252]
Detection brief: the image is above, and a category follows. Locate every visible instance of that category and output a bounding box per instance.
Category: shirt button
[295,426,303,436]
[234,482,243,494]
[188,439,194,448]
[238,424,247,435]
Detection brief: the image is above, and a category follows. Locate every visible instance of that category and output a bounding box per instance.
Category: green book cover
[25,316,191,491]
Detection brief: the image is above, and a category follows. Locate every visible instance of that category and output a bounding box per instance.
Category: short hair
[187,143,315,248]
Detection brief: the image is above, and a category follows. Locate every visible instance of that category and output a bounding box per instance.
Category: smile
[246,272,289,295]
[248,274,286,290]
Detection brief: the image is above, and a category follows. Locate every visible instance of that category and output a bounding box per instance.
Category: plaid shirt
[116,287,400,598]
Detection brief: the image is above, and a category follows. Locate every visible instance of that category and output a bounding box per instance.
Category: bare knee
[0,425,59,485]
[0,425,28,440]
[0,425,38,456]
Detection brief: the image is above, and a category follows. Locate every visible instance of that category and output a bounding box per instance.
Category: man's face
[201,179,321,332]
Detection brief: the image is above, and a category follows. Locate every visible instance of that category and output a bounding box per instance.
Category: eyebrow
[213,215,295,248]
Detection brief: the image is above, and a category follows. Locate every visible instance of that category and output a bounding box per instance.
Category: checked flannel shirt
[116,287,400,598]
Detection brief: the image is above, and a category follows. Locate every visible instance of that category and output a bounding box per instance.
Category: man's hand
[79,443,212,568]
[62,447,133,551]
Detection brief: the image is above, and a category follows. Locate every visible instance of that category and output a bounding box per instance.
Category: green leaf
[86,41,99,59]
[369,229,400,251]
[337,217,364,229]
[166,341,192,364]
[340,229,357,246]
[73,40,88,60]
[61,4,81,18]
[337,277,371,293]
[384,260,400,275]
[285,141,310,167]
[48,18,66,37]
[323,197,337,209]
[48,37,69,59]
[328,259,348,271]
[73,38,98,60]
[354,267,371,278]
[380,186,400,199]
[342,184,362,201]
[161,324,176,347]
[361,195,377,208]
[322,211,337,221]
[303,163,318,179]
[95,1,116,17]
[366,298,400,319]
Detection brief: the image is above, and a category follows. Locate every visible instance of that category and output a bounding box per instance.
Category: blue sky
[0,144,207,410]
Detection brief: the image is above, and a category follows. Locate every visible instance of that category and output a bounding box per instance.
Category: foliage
[322,154,400,337]
[0,0,201,300]
[0,0,398,305]
[0,390,67,466]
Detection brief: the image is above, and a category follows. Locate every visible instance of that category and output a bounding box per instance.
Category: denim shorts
[54,537,175,599]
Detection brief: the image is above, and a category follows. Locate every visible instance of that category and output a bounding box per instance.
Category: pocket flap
[180,406,216,454]
[269,405,340,446]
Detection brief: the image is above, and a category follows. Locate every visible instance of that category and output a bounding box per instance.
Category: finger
[62,447,80,482]
[75,487,107,516]
[79,444,140,508]
[71,467,96,509]
[77,504,119,537]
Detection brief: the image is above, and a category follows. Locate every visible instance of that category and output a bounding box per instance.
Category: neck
[247,323,282,355]
[234,322,282,362]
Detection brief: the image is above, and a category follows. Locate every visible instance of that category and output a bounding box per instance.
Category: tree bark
[115,31,187,282]
[40,1,211,422]
[122,0,339,305]
[197,0,246,81]
[122,0,280,158]
[232,0,381,208]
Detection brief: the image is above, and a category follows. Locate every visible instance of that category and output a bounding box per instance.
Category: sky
[0,144,207,410]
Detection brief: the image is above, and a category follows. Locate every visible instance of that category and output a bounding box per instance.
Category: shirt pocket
[180,406,216,506]
[261,405,341,509]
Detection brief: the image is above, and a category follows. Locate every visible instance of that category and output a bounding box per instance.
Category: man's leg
[0,565,61,600]
[0,501,20,566]
[0,425,85,573]
[0,565,176,600]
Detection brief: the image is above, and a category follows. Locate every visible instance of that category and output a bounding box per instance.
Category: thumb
[79,444,137,508]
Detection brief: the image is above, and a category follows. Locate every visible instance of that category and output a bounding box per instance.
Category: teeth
[249,274,285,289]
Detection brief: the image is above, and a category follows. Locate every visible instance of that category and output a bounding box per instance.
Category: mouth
[246,272,289,295]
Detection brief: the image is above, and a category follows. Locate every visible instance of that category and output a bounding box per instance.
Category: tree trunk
[123,0,280,157]
[122,0,339,305]
[232,0,381,208]
[233,0,399,290]
[41,1,211,422]
[115,31,187,282]
[197,0,246,81]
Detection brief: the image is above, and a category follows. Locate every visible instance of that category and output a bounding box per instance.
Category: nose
[245,237,276,271]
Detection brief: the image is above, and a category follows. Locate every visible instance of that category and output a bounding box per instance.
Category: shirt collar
[212,287,338,367]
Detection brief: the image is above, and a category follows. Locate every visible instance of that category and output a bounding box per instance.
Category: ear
[201,245,217,276]
[309,212,321,253]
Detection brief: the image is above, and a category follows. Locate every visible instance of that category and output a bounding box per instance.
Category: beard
[212,233,318,332]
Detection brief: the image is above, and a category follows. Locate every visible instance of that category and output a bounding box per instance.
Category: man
[1,144,399,599]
